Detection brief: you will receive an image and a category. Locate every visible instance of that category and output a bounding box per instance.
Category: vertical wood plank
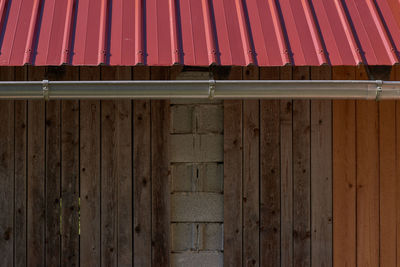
[332,66,357,267]
[133,67,151,267]
[356,66,379,267]
[150,67,171,266]
[46,66,79,267]
[101,66,133,267]
[0,67,14,267]
[61,100,80,267]
[223,66,243,267]
[80,67,101,267]
[242,65,260,267]
[396,64,400,267]
[279,65,293,267]
[14,66,27,267]
[259,67,281,267]
[379,100,396,267]
[0,99,14,267]
[224,100,243,267]
[45,100,61,267]
[27,67,46,267]
[243,100,260,267]
[292,66,311,267]
[310,66,332,267]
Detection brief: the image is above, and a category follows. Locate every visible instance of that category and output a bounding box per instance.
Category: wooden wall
[223,65,400,267]
[224,66,333,267]
[0,66,172,267]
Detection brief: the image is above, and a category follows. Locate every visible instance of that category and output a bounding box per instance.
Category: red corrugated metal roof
[0,0,399,66]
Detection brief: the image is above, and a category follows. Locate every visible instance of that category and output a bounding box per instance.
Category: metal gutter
[0,80,398,100]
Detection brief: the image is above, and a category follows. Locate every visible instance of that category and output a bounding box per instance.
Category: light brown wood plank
[243,99,260,267]
[379,100,396,267]
[61,100,80,267]
[259,66,281,267]
[45,100,61,267]
[151,100,170,267]
[133,66,151,267]
[0,99,14,267]
[292,66,311,267]
[80,67,101,267]
[279,65,293,267]
[27,67,46,267]
[310,65,332,267]
[332,66,356,267]
[356,66,379,267]
[224,100,243,267]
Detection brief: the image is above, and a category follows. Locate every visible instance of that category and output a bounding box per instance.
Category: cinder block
[171,105,194,134]
[170,135,195,162]
[171,193,223,222]
[195,105,223,134]
[198,223,223,251]
[171,252,223,267]
[171,223,196,251]
[196,135,224,162]
[171,163,223,193]
[197,163,223,193]
[171,163,194,192]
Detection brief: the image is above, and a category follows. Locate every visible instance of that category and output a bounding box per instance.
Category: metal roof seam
[134,0,144,65]
[60,0,75,65]
[268,0,291,65]
[366,0,399,64]
[23,0,43,65]
[333,0,364,65]
[234,0,255,65]
[97,0,109,65]
[168,0,180,64]
[201,0,218,65]
[300,0,328,65]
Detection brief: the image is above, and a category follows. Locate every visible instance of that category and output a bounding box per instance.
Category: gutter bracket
[43,80,49,101]
[209,79,216,99]
[376,80,383,101]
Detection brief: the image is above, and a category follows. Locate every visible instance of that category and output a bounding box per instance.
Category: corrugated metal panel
[0,0,398,66]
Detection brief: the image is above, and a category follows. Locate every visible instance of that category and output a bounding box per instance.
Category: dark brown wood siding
[0,66,171,267]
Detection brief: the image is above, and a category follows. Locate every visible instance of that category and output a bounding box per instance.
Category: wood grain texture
[292,67,311,267]
[101,66,133,267]
[243,100,260,267]
[151,100,170,267]
[61,100,80,267]
[242,64,260,267]
[356,66,379,267]
[27,67,46,267]
[14,99,27,267]
[80,67,101,267]
[279,65,293,267]
[133,66,151,267]
[0,68,14,267]
[224,100,243,267]
[27,99,46,267]
[260,66,281,267]
[379,100,396,267]
[332,66,356,267]
[45,100,61,267]
[310,66,332,267]
[0,99,14,267]
[260,99,280,267]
